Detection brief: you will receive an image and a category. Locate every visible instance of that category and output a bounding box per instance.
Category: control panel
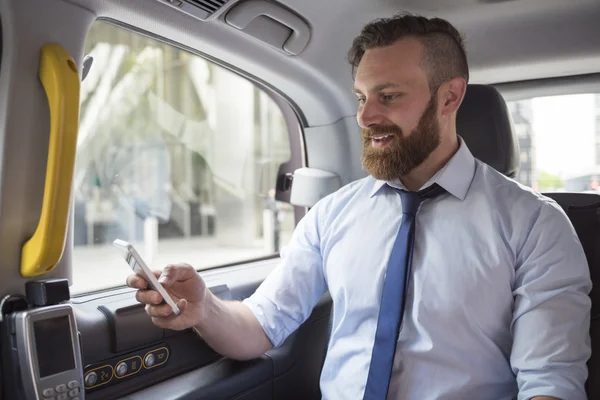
[83,343,170,393]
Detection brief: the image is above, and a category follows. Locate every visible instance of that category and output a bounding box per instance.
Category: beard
[361,96,441,181]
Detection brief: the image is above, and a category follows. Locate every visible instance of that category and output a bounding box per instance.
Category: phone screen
[125,252,142,272]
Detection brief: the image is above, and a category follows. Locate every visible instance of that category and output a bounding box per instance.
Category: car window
[507,93,600,192]
[72,21,295,294]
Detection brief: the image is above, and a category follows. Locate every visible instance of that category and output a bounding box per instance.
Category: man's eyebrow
[352,82,402,95]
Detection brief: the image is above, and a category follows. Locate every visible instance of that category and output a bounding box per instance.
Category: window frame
[70,18,307,297]
[495,72,600,102]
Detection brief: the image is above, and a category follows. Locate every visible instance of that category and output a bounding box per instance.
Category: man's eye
[382,94,397,102]
[357,98,366,105]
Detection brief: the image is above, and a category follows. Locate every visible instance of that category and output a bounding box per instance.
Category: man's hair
[348,13,469,93]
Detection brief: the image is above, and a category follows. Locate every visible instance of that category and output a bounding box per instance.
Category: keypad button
[84,371,97,387]
[68,388,79,397]
[116,361,128,377]
[43,388,56,397]
[67,380,79,389]
[57,394,68,400]
[144,353,155,368]
[56,384,67,393]
[72,398,80,400]
[84,365,113,388]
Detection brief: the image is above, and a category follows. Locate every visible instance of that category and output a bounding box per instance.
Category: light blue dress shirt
[243,138,592,400]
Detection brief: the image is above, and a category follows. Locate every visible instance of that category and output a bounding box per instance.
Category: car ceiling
[66,0,600,127]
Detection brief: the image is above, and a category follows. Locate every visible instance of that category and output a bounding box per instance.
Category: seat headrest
[456,84,520,178]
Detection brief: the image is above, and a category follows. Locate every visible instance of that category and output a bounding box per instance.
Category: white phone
[112,239,181,316]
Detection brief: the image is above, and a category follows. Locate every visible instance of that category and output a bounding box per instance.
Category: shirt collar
[368,136,476,200]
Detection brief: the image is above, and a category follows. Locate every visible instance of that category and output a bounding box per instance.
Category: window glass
[72,21,295,294]
[507,93,600,192]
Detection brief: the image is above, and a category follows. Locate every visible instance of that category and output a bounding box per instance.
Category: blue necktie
[363,183,446,400]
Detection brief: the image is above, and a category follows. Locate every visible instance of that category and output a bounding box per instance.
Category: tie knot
[396,183,446,215]
[398,190,422,215]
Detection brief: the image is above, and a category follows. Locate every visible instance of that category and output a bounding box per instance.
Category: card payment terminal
[2,303,85,400]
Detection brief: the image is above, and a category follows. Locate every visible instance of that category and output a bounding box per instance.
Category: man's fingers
[136,290,163,305]
[126,271,162,289]
[126,274,148,289]
[144,299,191,330]
[145,303,174,318]
[177,298,188,313]
[158,263,196,286]
[150,316,183,330]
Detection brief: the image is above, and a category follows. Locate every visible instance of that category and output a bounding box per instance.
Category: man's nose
[357,98,386,128]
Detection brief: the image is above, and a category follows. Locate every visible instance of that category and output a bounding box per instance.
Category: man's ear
[438,77,467,117]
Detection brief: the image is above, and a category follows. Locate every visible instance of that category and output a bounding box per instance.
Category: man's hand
[126,263,209,331]
[126,262,273,360]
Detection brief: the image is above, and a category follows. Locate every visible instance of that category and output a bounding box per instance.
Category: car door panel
[72,259,332,400]
[117,357,273,400]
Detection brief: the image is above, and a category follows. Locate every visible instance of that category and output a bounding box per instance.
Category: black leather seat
[458,84,600,398]
[457,84,521,179]
[538,192,600,398]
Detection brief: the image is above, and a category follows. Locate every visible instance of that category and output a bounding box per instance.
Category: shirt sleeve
[242,200,328,348]
[511,200,592,400]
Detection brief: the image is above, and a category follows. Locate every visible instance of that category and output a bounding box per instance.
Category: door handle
[225,0,310,55]
[21,44,80,278]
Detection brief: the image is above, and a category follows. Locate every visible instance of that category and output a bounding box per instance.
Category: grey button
[144,353,155,367]
[116,361,128,377]
[43,388,56,397]
[56,384,67,393]
[72,398,80,400]
[84,371,97,387]
[57,394,68,400]
[68,388,79,397]
[67,380,79,389]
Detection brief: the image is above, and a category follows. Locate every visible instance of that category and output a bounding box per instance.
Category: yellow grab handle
[21,44,80,278]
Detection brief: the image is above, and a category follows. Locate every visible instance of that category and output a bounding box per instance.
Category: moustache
[361,125,403,139]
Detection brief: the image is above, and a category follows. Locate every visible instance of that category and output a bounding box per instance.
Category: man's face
[353,38,441,181]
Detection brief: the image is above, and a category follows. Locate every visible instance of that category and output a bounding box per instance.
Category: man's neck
[400,134,460,191]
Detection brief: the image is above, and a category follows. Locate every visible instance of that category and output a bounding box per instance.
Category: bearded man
[128,13,591,400]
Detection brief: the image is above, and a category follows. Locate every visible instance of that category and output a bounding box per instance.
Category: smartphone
[112,239,180,316]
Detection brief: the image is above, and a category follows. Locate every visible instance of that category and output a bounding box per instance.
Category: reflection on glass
[72,21,294,294]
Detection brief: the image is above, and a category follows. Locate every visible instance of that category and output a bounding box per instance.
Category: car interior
[0,0,599,399]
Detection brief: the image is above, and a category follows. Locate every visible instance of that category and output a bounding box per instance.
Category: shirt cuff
[242,293,288,348]
[518,372,587,400]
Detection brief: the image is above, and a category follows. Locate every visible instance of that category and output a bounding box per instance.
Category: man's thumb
[177,298,188,312]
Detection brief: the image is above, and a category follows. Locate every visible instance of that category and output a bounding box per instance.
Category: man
[127,13,591,400]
